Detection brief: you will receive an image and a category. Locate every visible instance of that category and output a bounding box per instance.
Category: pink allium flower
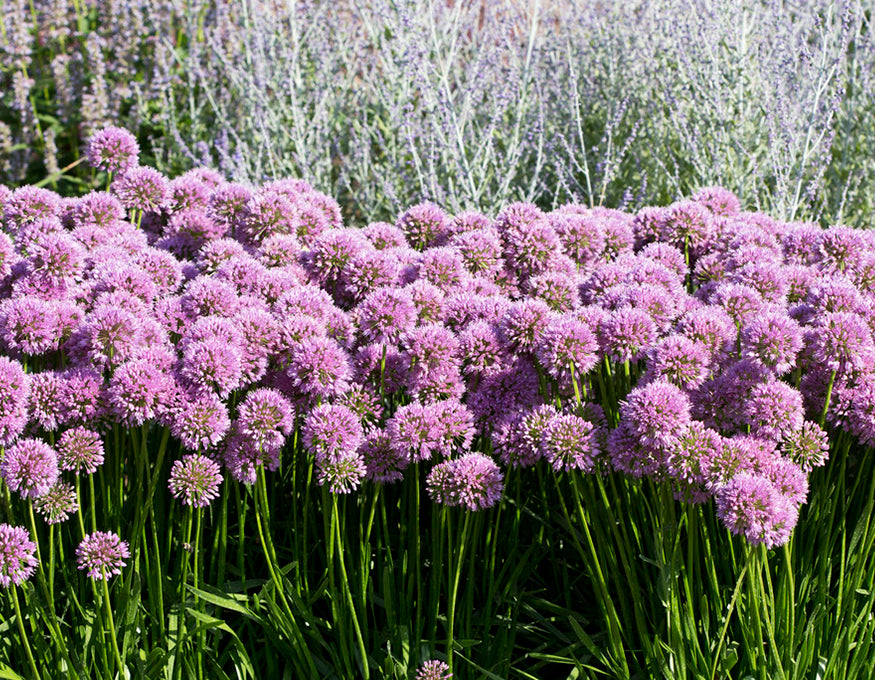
[170,391,230,452]
[4,186,60,229]
[692,186,741,216]
[236,388,295,452]
[501,217,563,281]
[362,221,407,250]
[427,452,504,511]
[28,371,66,432]
[396,202,449,250]
[355,286,418,345]
[459,321,506,377]
[643,335,711,390]
[108,359,175,426]
[336,385,383,426]
[85,126,139,174]
[740,312,802,375]
[168,174,212,213]
[620,380,691,449]
[0,356,30,445]
[302,404,363,461]
[451,228,504,278]
[549,212,605,266]
[179,337,244,399]
[498,298,553,352]
[541,413,600,472]
[111,166,169,212]
[76,531,130,580]
[597,307,657,364]
[387,401,440,463]
[168,454,223,507]
[715,473,798,548]
[0,524,38,588]
[806,312,875,376]
[316,452,367,494]
[819,225,867,273]
[286,336,352,400]
[782,421,829,472]
[1,438,59,499]
[415,659,452,680]
[666,422,724,503]
[34,482,78,525]
[534,314,598,383]
[743,381,805,441]
[409,279,446,325]
[56,427,105,474]
[360,429,408,484]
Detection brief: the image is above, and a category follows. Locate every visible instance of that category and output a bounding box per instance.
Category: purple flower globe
[0,524,38,588]
[76,531,131,580]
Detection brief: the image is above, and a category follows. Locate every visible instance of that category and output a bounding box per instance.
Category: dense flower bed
[2,125,875,677]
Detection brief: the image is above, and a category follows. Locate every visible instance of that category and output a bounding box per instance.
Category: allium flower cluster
[76,531,131,580]
[0,524,38,588]
[168,454,223,507]
[426,453,504,511]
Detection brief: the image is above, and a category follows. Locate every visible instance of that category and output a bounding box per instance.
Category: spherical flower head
[180,276,240,319]
[450,227,504,278]
[355,287,417,344]
[807,312,875,376]
[239,189,297,244]
[740,312,802,375]
[316,452,367,494]
[168,454,223,508]
[56,426,105,475]
[208,182,253,232]
[418,246,468,290]
[409,279,446,325]
[0,524,38,588]
[387,401,440,463]
[549,212,605,266]
[620,380,691,449]
[643,335,711,390]
[168,174,212,213]
[1,438,59,499]
[396,202,449,251]
[710,282,764,326]
[341,248,399,302]
[86,126,139,174]
[71,304,143,369]
[429,399,475,457]
[108,359,175,427]
[761,456,808,506]
[607,283,678,332]
[782,420,829,472]
[728,261,788,304]
[4,186,60,229]
[459,321,505,377]
[715,473,798,548]
[304,227,369,286]
[170,391,231,452]
[493,202,544,234]
[292,194,335,246]
[286,336,351,400]
[501,217,563,281]
[111,166,169,212]
[415,660,452,680]
[692,186,741,216]
[403,324,460,373]
[236,388,295,452]
[498,298,553,352]
[534,313,598,383]
[358,429,406,484]
[336,384,383,426]
[34,482,78,525]
[302,404,363,461]
[666,422,724,502]
[659,199,715,254]
[362,221,407,250]
[0,296,63,356]
[427,452,503,511]
[819,225,866,273]
[744,381,804,441]
[28,231,85,285]
[526,271,580,312]
[76,531,130,580]
[597,307,657,364]
[28,370,66,432]
[675,304,736,362]
[692,359,771,434]
[0,356,30,445]
[541,413,599,472]
[180,337,244,399]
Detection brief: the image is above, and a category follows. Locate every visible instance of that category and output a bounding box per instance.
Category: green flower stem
[446,509,471,676]
[255,466,315,676]
[819,369,837,427]
[193,508,204,680]
[711,550,752,680]
[333,495,369,679]
[11,586,40,680]
[173,508,194,680]
[100,571,125,677]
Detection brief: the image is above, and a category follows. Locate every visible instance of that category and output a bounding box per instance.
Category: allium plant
[3,150,875,678]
